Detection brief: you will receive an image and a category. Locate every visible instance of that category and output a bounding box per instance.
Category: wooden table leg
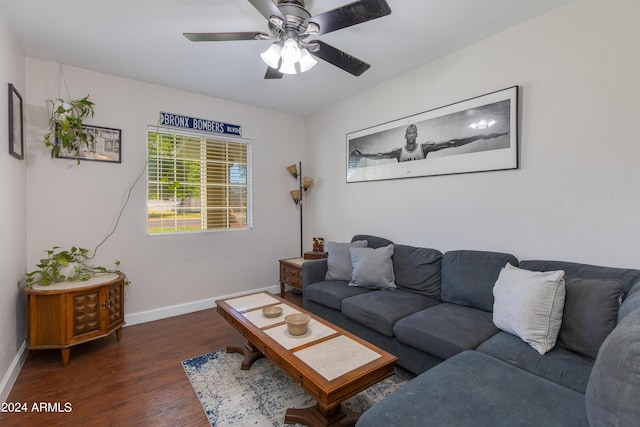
[115,327,123,342]
[226,342,264,370]
[285,403,359,427]
[280,281,285,297]
[61,348,71,367]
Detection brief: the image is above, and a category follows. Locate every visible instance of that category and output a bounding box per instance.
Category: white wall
[306,0,640,269]
[0,9,28,403]
[24,60,306,321]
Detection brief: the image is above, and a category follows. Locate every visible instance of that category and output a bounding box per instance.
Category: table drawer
[280,264,302,288]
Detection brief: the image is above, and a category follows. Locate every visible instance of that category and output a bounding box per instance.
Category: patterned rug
[182,349,413,426]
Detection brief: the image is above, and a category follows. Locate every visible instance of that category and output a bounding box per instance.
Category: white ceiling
[0,0,570,116]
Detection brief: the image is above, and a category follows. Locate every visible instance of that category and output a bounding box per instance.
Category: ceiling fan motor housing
[274,0,311,35]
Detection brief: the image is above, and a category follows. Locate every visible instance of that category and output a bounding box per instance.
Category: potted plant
[19,246,126,288]
[43,95,95,163]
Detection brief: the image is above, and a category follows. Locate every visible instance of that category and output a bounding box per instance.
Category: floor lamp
[287,162,313,257]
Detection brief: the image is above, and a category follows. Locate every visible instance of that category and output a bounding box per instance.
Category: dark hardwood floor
[1,291,302,427]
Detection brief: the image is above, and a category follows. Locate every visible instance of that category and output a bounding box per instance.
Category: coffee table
[216,292,398,427]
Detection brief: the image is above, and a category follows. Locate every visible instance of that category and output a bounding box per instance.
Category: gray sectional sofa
[302,235,640,426]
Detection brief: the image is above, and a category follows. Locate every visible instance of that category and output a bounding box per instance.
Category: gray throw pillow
[325,240,367,281]
[557,277,623,360]
[493,263,566,355]
[393,244,442,298]
[348,244,396,290]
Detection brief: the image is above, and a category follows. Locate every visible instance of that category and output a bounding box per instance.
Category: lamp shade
[290,190,301,203]
[298,49,317,72]
[303,177,313,190]
[260,44,282,69]
[279,60,297,75]
[287,164,298,177]
[280,38,301,63]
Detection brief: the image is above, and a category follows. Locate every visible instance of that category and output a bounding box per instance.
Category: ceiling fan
[183,0,392,79]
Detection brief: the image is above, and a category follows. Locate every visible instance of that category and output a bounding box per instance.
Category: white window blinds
[147,126,252,234]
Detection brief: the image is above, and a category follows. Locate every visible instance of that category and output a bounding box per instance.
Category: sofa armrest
[302,259,328,291]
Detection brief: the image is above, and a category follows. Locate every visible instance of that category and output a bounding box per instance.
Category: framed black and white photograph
[56,124,122,163]
[8,83,24,160]
[346,86,518,183]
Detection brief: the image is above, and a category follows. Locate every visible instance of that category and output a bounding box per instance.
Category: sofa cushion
[325,240,367,281]
[585,307,640,426]
[558,277,623,360]
[492,263,566,355]
[619,281,640,321]
[477,331,594,394]
[355,350,588,427]
[519,259,640,295]
[351,234,393,249]
[342,290,439,337]
[348,244,396,290]
[393,303,499,360]
[304,281,372,311]
[392,244,442,299]
[441,250,518,312]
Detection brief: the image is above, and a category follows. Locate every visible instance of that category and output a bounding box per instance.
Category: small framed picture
[56,124,122,163]
[8,83,24,160]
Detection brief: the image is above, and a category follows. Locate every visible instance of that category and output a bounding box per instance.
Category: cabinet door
[106,283,124,331]
[68,289,103,343]
[281,263,302,289]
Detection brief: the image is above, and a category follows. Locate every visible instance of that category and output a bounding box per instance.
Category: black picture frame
[346,86,519,183]
[8,83,24,160]
[55,124,122,163]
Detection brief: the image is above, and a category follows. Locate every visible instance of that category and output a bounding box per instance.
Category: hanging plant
[43,95,95,163]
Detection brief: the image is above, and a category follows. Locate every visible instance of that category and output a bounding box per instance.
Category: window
[147,127,252,234]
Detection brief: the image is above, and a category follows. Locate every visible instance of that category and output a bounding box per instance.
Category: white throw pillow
[348,244,397,290]
[493,263,566,355]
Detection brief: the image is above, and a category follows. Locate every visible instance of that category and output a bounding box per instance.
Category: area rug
[182,349,413,426]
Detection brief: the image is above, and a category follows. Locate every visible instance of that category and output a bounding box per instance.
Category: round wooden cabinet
[23,272,126,366]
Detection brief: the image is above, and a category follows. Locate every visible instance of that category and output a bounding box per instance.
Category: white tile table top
[30,272,120,291]
[264,319,336,350]
[242,303,301,328]
[294,335,382,381]
[224,292,279,312]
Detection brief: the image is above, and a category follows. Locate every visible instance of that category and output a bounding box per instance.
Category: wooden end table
[216,292,397,427]
[279,254,327,297]
[279,257,305,297]
[23,272,126,366]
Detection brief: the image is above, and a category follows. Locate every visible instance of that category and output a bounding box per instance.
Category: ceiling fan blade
[308,0,391,36]
[248,0,285,22]
[183,32,264,42]
[310,40,370,76]
[264,67,283,79]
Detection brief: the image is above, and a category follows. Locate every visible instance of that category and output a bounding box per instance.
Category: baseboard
[124,284,281,327]
[1,340,28,404]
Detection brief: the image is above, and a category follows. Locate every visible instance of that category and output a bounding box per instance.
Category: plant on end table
[19,246,125,288]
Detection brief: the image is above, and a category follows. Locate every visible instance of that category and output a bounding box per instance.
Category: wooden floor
[2,291,302,427]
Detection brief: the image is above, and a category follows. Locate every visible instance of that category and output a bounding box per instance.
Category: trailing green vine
[20,246,121,288]
[19,157,147,288]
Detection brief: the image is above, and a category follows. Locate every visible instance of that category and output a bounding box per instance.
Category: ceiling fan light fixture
[298,48,317,72]
[260,43,282,69]
[279,60,297,75]
[280,38,301,64]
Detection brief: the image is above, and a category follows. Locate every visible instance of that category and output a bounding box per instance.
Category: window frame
[146,125,253,236]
